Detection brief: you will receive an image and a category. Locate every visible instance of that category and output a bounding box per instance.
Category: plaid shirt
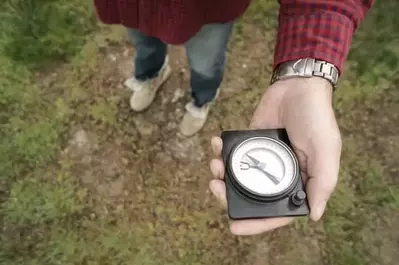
[93,0,374,73]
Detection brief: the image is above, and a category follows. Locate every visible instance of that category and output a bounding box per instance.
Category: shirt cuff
[273,10,355,74]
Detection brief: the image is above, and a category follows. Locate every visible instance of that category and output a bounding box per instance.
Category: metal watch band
[270,58,339,89]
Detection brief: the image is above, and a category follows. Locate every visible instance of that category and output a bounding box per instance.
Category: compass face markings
[230,137,297,196]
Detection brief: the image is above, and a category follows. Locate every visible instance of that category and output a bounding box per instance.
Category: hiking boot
[179,102,211,136]
[179,90,220,136]
[124,56,171,112]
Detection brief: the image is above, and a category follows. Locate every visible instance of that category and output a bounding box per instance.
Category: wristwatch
[270,58,340,90]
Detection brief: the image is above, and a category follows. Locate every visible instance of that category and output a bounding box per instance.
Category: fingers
[210,136,225,179]
[209,179,227,208]
[230,217,294,235]
[307,134,342,221]
[211,136,223,157]
[210,159,225,179]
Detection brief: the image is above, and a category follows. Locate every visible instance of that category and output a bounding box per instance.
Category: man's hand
[209,77,342,235]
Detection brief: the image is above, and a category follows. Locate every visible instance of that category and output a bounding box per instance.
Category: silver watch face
[230,137,298,197]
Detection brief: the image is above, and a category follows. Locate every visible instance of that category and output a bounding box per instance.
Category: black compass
[221,129,309,220]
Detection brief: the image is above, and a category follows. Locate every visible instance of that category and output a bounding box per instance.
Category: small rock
[171,88,185,103]
[108,54,117,62]
[123,49,130,57]
[174,108,184,120]
[179,67,190,80]
[163,134,205,162]
[121,157,129,165]
[109,178,124,197]
[134,117,157,136]
[162,97,169,105]
[71,129,89,148]
[66,129,95,156]
[166,121,177,131]
[116,204,124,212]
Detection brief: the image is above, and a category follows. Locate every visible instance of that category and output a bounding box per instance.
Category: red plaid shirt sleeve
[274,0,375,73]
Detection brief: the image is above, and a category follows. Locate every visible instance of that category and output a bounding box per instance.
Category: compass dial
[229,137,298,197]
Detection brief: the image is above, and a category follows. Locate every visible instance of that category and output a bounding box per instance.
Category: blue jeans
[127,22,234,107]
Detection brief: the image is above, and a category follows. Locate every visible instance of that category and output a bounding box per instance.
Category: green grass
[0,0,398,264]
[0,0,96,69]
[3,172,83,226]
[324,140,398,265]
[347,0,399,85]
[0,1,96,263]
[1,219,159,265]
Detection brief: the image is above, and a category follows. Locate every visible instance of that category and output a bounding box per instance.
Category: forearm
[273,0,375,74]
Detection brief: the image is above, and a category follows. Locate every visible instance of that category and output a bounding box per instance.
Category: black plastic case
[221,129,310,220]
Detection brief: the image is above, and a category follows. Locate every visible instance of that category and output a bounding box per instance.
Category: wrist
[278,76,334,103]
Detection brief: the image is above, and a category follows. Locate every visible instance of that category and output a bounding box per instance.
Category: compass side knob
[291,190,307,206]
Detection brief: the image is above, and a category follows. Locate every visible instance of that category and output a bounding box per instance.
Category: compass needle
[240,161,251,170]
[246,154,260,165]
[259,168,280,185]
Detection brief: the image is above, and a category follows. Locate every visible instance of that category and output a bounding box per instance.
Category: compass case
[221,129,310,220]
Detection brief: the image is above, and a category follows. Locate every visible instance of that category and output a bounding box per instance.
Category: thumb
[306,134,342,221]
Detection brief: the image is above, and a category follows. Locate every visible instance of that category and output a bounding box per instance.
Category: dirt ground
[46,21,398,264]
